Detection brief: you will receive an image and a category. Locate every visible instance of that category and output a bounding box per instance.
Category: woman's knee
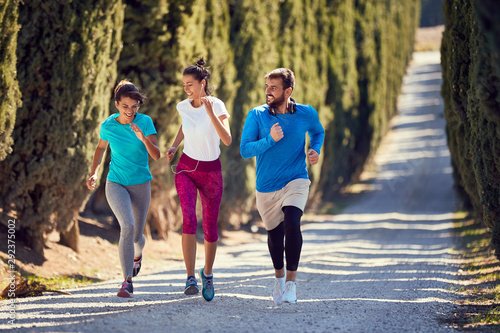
[204,233,218,243]
[183,219,197,235]
[119,221,135,238]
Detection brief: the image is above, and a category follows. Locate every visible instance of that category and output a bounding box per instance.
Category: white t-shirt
[177,97,230,161]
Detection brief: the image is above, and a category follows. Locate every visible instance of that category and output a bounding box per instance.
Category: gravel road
[0,51,461,332]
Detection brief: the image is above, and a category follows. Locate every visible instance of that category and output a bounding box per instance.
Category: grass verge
[446,213,500,330]
[0,269,99,300]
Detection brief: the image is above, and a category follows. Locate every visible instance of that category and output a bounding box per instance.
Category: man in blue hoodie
[240,68,325,305]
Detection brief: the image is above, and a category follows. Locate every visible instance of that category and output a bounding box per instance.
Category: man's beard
[267,92,286,109]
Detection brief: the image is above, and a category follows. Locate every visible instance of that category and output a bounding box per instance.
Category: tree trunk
[59,219,79,253]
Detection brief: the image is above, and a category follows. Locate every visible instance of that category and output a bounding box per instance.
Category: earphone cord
[171,160,200,175]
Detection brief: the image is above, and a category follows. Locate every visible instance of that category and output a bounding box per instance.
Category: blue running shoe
[184,275,199,295]
[199,267,214,302]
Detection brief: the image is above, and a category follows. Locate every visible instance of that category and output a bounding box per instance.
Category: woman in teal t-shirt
[87,80,160,298]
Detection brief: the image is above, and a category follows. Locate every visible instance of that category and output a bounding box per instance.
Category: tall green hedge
[111,0,187,237]
[103,0,237,236]
[0,0,21,161]
[223,0,281,223]
[442,0,500,256]
[0,1,124,254]
[277,0,329,203]
[318,0,420,198]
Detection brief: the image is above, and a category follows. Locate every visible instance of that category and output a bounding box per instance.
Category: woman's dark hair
[183,57,212,95]
[114,79,146,105]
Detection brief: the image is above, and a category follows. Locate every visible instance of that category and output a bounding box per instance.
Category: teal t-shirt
[99,113,157,185]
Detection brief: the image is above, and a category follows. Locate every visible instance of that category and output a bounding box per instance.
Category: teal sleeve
[144,116,157,137]
[99,122,108,141]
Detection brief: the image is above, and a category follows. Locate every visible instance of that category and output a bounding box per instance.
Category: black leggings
[267,206,303,272]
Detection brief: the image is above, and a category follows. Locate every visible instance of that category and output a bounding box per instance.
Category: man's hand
[307,149,319,165]
[270,123,284,142]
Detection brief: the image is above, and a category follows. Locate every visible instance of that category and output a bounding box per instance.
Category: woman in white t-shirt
[165,58,231,302]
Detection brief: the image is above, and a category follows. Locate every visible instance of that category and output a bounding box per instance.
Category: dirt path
[0,51,461,332]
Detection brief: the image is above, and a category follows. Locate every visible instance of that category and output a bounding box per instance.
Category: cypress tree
[318,0,360,197]
[442,0,500,256]
[319,0,419,199]
[113,0,188,237]
[0,1,124,254]
[441,0,476,212]
[0,0,21,161]
[172,0,237,229]
[225,0,281,223]
[474,1,500,249]
[109,0,236,235]
[277,0,329,204]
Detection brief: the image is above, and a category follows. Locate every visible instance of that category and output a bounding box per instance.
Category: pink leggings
[175,154,223,242]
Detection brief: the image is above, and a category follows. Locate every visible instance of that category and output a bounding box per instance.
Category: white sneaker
[272,276,286,305]
[282,281,297,303]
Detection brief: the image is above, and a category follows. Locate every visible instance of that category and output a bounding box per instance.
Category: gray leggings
[106,180,150,279]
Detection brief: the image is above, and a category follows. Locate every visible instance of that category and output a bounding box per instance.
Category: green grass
[470,307,500,325]
[0,273,101,300]
[24,274,98,290]
[447,212,500,329]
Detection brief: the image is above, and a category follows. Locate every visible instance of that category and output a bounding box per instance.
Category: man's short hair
[265,68,295,91]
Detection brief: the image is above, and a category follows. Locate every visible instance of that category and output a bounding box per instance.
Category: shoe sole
[117,290,133,298]
[184,285,199,295]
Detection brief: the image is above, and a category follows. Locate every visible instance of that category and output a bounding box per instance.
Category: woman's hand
[87,174,98,190]
[201,96,214,115]
[130,123,146,141]
[201,97,232,146]
[165,146,177,162]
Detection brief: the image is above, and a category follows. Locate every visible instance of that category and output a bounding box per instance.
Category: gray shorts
[256,178,311,230]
